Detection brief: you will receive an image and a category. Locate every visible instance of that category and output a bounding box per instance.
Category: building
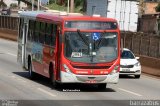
[138,13,160,34]
[86,0,139,32]
[144,0,159,14]
[107,0,138,32]
[86,0,108,17]
[137,0,160,34]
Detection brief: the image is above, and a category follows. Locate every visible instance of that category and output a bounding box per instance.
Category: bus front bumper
[60,71,119,84]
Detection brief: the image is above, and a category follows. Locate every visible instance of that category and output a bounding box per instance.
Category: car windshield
[64,31,118,63]
[121,50,135,59]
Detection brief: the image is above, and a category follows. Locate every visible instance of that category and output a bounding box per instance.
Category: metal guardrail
[0,15,18,30]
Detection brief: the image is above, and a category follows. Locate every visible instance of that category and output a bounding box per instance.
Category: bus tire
[28,60,36,79]
[97,83,107,90]
[49,64,59,89]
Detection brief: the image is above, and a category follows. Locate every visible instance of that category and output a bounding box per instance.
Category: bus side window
[39,22,46,44]
[51,24,57,46]
[28,20,35,41]
[19,18,24,39]
[34,21,40,42]
[45,23,53,46]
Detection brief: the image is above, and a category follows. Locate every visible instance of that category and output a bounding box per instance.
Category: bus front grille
[72,65,110,69]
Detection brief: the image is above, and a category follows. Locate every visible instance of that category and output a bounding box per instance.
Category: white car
[120,48,141,78]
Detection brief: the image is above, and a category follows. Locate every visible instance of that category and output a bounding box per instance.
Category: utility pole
[138,0,145,17]
[38,0,40,11]
[48,0,49,5]
[67,0,70,13]
[40,0,41,10]
[70,0,74,13]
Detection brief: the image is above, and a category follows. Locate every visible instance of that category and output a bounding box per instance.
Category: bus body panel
[43,45,56,78]
[60,71,119,84]
[31,42,44,74]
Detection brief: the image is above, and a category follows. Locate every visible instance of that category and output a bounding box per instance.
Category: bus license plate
[86,80,97,83]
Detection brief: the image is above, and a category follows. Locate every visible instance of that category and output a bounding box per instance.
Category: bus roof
[19,11,117,22]
[19,11,45,20]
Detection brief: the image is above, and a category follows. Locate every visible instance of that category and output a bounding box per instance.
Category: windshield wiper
[96,31,106,48]
[77,29,89,46]
[77,29,94,62]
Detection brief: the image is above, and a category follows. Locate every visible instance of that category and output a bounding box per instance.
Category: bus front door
[21,22,28,68]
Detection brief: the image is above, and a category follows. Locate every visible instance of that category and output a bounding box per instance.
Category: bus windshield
[64,31,118,63]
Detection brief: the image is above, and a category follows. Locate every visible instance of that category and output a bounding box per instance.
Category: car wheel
[135,75,140,79]
[97,84,107,90]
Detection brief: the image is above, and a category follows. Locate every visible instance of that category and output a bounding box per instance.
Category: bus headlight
[63,64,72,74]
[110,65,119,75]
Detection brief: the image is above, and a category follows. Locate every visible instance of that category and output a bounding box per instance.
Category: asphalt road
[0,39,159,106]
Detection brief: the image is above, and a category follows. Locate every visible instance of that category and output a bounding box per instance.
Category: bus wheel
[97,84,107,90]
[50,66,59,89]
[28,61,36,79]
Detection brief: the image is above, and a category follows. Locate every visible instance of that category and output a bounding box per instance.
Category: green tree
[0,1,7,7]
[68,0,86,12]
[63,0,84,7]
[48,0,87,13]
[73,0,87,12]
[10,3,18,9]
[48,0,63,5]
[155,3,160,12]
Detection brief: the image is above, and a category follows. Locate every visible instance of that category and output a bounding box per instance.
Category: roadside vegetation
[0,1,7,7]
[46,0,86,13]
[155,2,160,12]
[10,3,18,9]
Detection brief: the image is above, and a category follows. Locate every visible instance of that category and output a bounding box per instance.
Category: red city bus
[17,11,120,89]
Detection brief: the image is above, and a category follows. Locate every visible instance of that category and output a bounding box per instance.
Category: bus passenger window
[19,18,24,39]
[51,24,57,46]
[39,34,45,44]
[39,22,46,44]
[34,21,40,42]
[28,20,35,41]
[45,23,53,45]
[45,35,51,45]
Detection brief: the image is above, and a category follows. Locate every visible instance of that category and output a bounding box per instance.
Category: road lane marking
[16,78,27,83]
[38,88,56,97]
[118,88,142,97]
[7,53,17,57]
[142,75,160,81]
[11,75,16,78]
[11,75,27,83]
